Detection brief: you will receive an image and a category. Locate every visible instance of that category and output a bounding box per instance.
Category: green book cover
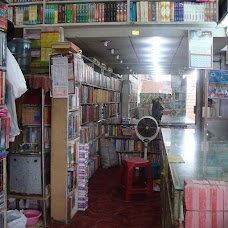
[84,3,88,23]
[152,2,156,22]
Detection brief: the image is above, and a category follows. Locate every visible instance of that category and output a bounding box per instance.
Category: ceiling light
[130,69,132,72]
[103,41,110,47]
[111,49,115,54]
[120,60,123,64]
[116,55,119,60]
[218,15,228,27]
[126,66,129,69]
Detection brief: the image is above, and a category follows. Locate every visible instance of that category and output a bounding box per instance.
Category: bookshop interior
[1,0,228,227]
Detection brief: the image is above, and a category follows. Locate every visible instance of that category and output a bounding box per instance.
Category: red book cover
[148,2,152,21]
[58,4,62,23]
[5,116,10,149]
[40,4,43,24]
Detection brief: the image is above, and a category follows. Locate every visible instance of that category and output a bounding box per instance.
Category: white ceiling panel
[67,30,228,76]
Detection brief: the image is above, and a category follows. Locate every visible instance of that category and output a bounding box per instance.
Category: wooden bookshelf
[8,76,51,227]
[50,51,81,223]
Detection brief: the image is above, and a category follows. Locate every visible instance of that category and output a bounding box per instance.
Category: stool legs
[120,163,153,201]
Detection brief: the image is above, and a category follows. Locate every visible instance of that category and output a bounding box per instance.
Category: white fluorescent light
[116,55,119,60]
[120,60,123,64]
[104,41,110,47]
[111,49,115,54]
[218,14,228,27]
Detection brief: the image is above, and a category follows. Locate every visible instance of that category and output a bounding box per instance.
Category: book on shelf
[0,2,8,30]
[0,116,10,150]
[0,70,5,105]
[0,32,6,68]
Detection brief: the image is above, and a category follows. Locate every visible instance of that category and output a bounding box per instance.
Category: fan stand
[143,140,149,160]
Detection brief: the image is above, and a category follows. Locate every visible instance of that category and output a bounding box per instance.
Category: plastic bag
[7,210,27,228]
[6,48,27,99]
[5,80,20,141]
[100,138,118,168]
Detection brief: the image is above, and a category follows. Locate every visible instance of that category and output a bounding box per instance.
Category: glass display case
[160,127,228,228]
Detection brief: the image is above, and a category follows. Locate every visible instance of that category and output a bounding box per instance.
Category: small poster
[189,30,213,69]
[51,56,68,98]
[208,70,228,98]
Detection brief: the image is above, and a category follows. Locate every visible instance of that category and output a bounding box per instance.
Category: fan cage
[135,116,159,142]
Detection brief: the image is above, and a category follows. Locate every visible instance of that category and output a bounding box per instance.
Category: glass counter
[161,128,228,191]
[161,128,228,227]
[161,115,195,127]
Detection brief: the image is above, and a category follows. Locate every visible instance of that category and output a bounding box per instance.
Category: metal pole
[41,88,47,227]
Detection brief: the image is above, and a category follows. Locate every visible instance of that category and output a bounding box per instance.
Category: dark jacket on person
[152,99,164,121]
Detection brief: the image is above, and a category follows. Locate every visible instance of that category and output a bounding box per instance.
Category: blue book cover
[174,2,177,22]
[179,2,183,22]
[130,2,133,22]
[132,3,136,22]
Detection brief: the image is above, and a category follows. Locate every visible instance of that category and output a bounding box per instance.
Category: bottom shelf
[67,188,78,221]
[7,194,50,201]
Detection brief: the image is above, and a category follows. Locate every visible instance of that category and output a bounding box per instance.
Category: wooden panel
[51,98,68,223]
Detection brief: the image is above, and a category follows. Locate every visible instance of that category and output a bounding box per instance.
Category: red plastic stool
[120,157,153,201]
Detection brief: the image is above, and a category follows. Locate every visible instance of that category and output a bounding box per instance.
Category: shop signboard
[208,70,228,98]
[188,30,213,69]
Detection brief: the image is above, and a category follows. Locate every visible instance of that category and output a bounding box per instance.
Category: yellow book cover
[160,2,166,22]
[54,5,58,24]
[165,2,170,22]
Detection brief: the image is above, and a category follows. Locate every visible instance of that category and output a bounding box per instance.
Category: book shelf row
[50,52,120,93]
[102,103,120,119]
[8,2,127,25]
[67,139,79,168]
[104,124,136,137]
[80,122,102,144]
[21,126,51,149]
[68,111,80,139]
[80,67,121,91]
[67,169,77,194]
[8,0,217,26]
[113,138,159,152]
[80,85,120,104]
[81,105,101,124]
[81,103,120,124]
[21,106,51,125]
[131,1,217,23]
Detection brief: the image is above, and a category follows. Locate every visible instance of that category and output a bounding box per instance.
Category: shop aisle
[49,166,162,228]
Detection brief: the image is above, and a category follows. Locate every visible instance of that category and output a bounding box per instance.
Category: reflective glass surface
[162,128,228,191]
[161,115,195,126]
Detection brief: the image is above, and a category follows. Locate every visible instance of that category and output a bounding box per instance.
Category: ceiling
[65,25,228,76]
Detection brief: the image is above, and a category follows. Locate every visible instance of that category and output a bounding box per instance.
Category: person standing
[152,97,164,123]
[208,98,217,118]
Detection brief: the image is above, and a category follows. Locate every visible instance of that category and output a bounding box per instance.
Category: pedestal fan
[135,116,159,160]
